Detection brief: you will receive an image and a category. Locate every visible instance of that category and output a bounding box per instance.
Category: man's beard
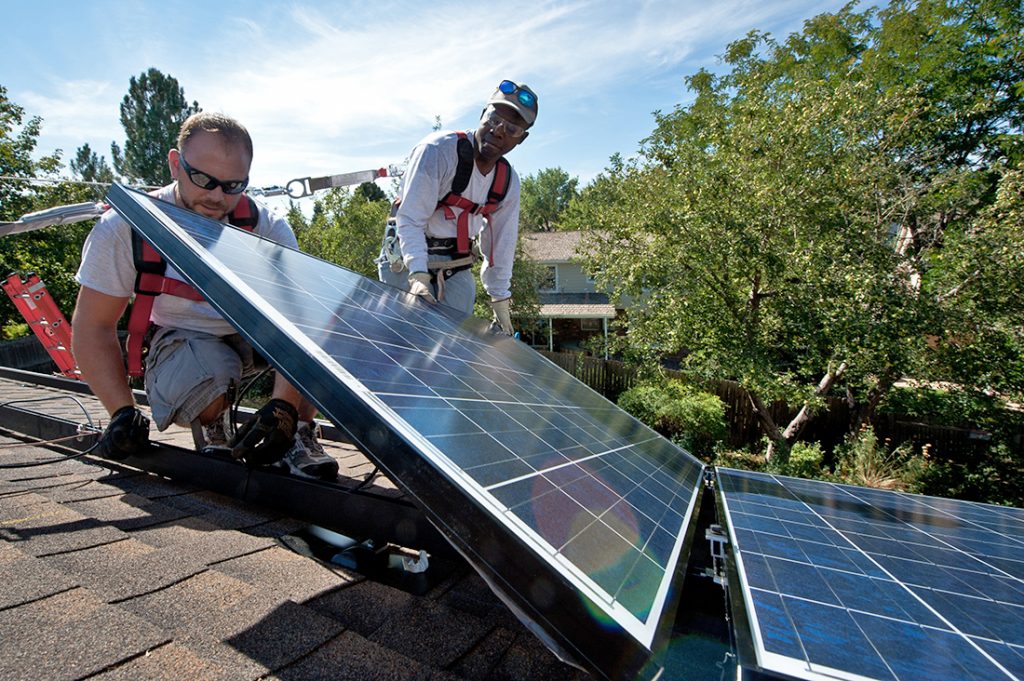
[177,187,229,220]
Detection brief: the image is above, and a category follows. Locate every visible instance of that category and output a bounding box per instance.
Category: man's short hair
[177,112,253,158]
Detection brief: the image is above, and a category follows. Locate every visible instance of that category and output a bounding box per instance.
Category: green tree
[356,181,386,202]
[563,0,1023,464]
[70,142,115,201]
[519,167,579,231]
[296,188,389,277]
[111,68,200,185]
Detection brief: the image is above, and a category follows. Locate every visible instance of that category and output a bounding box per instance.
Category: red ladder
[3,273,80,379]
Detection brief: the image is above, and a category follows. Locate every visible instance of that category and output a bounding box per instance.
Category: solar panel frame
[715,467,1024,681]
[106,185,707,680]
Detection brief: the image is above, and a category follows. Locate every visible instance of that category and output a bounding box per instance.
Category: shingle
[0,450,96,481]
[214,545,355,601]
[159,490,280,529]
[488,635,591,681]
[0,588,168,681]
[0,550,77,609]
[40,478,134,504]
[368,598,490,668]
[445,626,518,680]
[213,599,345,672]
[95,469,201,499]
[0,502,129,556]
[64,492,192,530]
[521,231,587,262]
[0,491,53,520]
[132,520,276,563]
[142,593,344,679]
[89,642,230,681]
[433,571,522,630]
[43,538,208,601]
[270,630,427,681]
[121,570,262,636]
[309,579,417,637]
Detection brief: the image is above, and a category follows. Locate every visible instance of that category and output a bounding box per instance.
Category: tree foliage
[295,189,390,277]
[519,167,579,231]
[562,0,1023,463]
[111,68,200,185]
[70,142,115,201]
[0,86,100,337]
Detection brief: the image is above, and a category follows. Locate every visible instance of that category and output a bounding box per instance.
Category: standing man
[378,80,538,334]
[72,112,338,480]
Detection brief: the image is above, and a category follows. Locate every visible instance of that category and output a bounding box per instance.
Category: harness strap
[426,254,476,302]
[125,196,258,377]
[436,154,511,259]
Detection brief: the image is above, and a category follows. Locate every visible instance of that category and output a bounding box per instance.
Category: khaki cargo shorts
[143,327,267,431]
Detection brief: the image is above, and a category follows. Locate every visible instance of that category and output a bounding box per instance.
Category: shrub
[618,380,727,458]
[616,384,665,431]
[2,322,29,340]
[784,441,825,479]
[714,448,767,472]
[834,427,913,490]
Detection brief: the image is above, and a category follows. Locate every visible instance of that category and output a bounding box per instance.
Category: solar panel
[716,467,1024,681]
[106,185,706,679]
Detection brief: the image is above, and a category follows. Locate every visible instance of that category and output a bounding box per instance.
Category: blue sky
[3,0,852,200]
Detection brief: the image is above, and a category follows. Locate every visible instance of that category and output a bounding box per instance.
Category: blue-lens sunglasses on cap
[498,80,537,109]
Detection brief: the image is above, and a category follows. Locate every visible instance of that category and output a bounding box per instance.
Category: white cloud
[11,0,849,187]
[18,79,123,159]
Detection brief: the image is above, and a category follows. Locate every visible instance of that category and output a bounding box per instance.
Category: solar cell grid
[717,467,1024,681]
[107,186,706,680]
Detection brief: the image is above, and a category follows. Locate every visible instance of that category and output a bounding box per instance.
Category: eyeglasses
[178,154,249,195]
[482,107,528,139]
[498,80,537,110]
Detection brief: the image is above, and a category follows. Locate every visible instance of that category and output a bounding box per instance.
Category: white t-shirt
[76,184,298,336]
[395,130,521,301]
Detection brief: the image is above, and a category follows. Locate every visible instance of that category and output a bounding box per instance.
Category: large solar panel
[106,185,706,679]
[716,467,1024,681]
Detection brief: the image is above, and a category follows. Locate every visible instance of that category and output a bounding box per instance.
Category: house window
[581,318,602,331]
[540,265,557,292]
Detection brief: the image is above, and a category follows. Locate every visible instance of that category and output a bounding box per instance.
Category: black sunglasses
[178,154,249,195]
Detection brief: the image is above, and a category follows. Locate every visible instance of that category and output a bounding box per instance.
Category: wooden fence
[539,350,1018,458]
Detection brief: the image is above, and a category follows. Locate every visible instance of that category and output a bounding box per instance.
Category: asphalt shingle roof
[521,231,587,262]
[0,391,588,681]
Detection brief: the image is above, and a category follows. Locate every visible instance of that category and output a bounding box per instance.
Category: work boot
[278,422,339,480]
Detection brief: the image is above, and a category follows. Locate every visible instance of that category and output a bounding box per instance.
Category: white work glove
[490,297,514,335]
[408,271,437,304]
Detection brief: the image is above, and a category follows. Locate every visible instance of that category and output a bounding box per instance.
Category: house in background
[520,231,620,354]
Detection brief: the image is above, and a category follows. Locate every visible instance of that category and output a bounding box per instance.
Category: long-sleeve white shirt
[395,130,521,301]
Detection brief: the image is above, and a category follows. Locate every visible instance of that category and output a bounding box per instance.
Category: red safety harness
[436,131,512,256]
[125,196,259,377]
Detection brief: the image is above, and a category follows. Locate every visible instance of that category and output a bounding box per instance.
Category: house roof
[0,381,588,681]
[537,293,617,319]
[521,231,588,263]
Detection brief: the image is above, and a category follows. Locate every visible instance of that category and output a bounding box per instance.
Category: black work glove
[96,405,150,460]
[230,398,298,466]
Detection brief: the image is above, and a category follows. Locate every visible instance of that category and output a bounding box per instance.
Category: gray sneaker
[203,410,235,449]
[279,423,339,480]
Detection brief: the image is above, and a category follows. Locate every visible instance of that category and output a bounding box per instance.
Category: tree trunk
[749,391,786,464]
[848,367,900,437]
[780,362,848,442]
